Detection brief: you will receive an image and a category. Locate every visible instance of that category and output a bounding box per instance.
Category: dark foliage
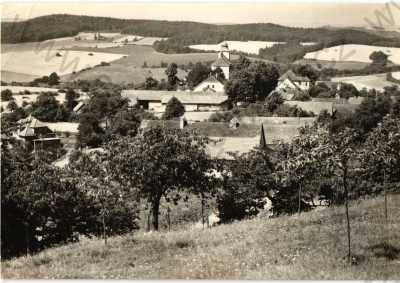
[162,97,185,120]
[1,89,13,101]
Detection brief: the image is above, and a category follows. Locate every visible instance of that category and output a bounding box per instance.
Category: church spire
[259,124,266,149]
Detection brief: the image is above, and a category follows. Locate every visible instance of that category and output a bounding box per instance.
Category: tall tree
[106,128,213,231]
[361,115,400,226]
[48,72,60,86]
[369,51,388,67]
[186,62,211,89]
[162,97,185,120]
[77,113,105,148]
[165,63,179,88]
[64,88,79,111]
[226,61,279,103]
[31,94,62,122]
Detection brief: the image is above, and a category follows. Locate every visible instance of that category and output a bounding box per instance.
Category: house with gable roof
[121,90,229,113]
[193,76,225,93]
[15,115,61,151]
[275,70,311,100]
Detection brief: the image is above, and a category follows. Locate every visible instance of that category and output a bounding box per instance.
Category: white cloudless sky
[1,1,400,28]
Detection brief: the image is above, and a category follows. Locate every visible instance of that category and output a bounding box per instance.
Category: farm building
[139,116,310,160]
[121,90,228,112]
[284,100,334,115]
[193,76,225,93]
[211,43,231,80]
[276,70,311,99]
[15,115,62,151]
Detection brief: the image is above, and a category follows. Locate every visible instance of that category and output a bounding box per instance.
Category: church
[193,42,232,93]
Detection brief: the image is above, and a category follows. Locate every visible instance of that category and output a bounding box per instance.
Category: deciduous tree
[106,128,213,231]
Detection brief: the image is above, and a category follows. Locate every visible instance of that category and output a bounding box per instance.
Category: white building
[193,76,225,92]
[121,90,228,113]
[211,43,231,80]
[276,70,311,93]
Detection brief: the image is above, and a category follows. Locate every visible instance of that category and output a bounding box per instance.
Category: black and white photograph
[1,0,400,279]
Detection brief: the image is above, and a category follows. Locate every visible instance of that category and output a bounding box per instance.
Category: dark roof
[139,119,307,160]
[121,90,228,105]
[186,122,260,137]
[211,55,231,68]
[140,119,181,130]
[195,76,223,87]
[17,115,47,128]
[279,70,310,82]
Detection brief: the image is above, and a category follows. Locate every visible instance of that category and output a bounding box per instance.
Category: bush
[162,97,185,120]
[217,150,275,223]
[1,89,13,101]
[208,111,234,122]
[77,113,105,148]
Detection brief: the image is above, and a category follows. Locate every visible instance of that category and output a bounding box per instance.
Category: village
[1,4,400,280]
[2,43,380,161]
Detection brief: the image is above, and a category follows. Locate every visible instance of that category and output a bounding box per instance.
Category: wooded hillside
[2,14,399,51]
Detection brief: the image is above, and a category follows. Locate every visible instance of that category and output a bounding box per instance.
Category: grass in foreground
[2,194,399,279]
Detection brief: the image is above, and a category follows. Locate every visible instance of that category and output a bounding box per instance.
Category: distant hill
[2,14,399,50]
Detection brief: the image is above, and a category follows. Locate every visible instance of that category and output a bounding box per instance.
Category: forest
[2,14,399,53]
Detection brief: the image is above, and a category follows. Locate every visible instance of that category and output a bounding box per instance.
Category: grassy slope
[2,194,399,279]
[60,45,223,84]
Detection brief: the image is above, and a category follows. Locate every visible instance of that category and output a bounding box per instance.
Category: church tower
[218,42,230,60]
[212,42,231,80]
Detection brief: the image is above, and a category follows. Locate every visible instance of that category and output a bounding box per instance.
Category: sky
[1,1,400,28]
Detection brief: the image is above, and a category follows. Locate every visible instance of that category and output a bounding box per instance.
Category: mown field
[61,45,234,84]
[2,194,399,279]
[294,59,370,71]
[1,38,218,85]
[331,73,399,91]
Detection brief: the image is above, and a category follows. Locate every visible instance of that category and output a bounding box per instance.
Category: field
[331,73,398,91]
[304,44,400,65]
[1,49,126,77]
[189,41,317,55]
[1,37,222,84]
[1,71,39,83]
[61,45,224,84]
[132,37,168,46]
[0,87,88,111]
[2,194,399,279]
[294,59,369,71]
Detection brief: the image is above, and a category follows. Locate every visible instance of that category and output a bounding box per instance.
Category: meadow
[1,49,126,77]
[331,73,398,91]
[2,194,399,279]
[1,37,220,84]
[61,45,225,84]
[189,41,317,55]
[0,86,89,111]
[294,59,370,71]
[304,44,400,65]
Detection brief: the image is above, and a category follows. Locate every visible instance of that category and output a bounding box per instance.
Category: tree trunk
[343,167,351,263]
[151,196,161,231]
[201,193,205,229]
[383,169,388,244]
[167,206,171,232]
[25,223,30,256]
[102,210,107,245]
[147,209,151,232]
[383,169,388,222]
[298,182,302,215]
